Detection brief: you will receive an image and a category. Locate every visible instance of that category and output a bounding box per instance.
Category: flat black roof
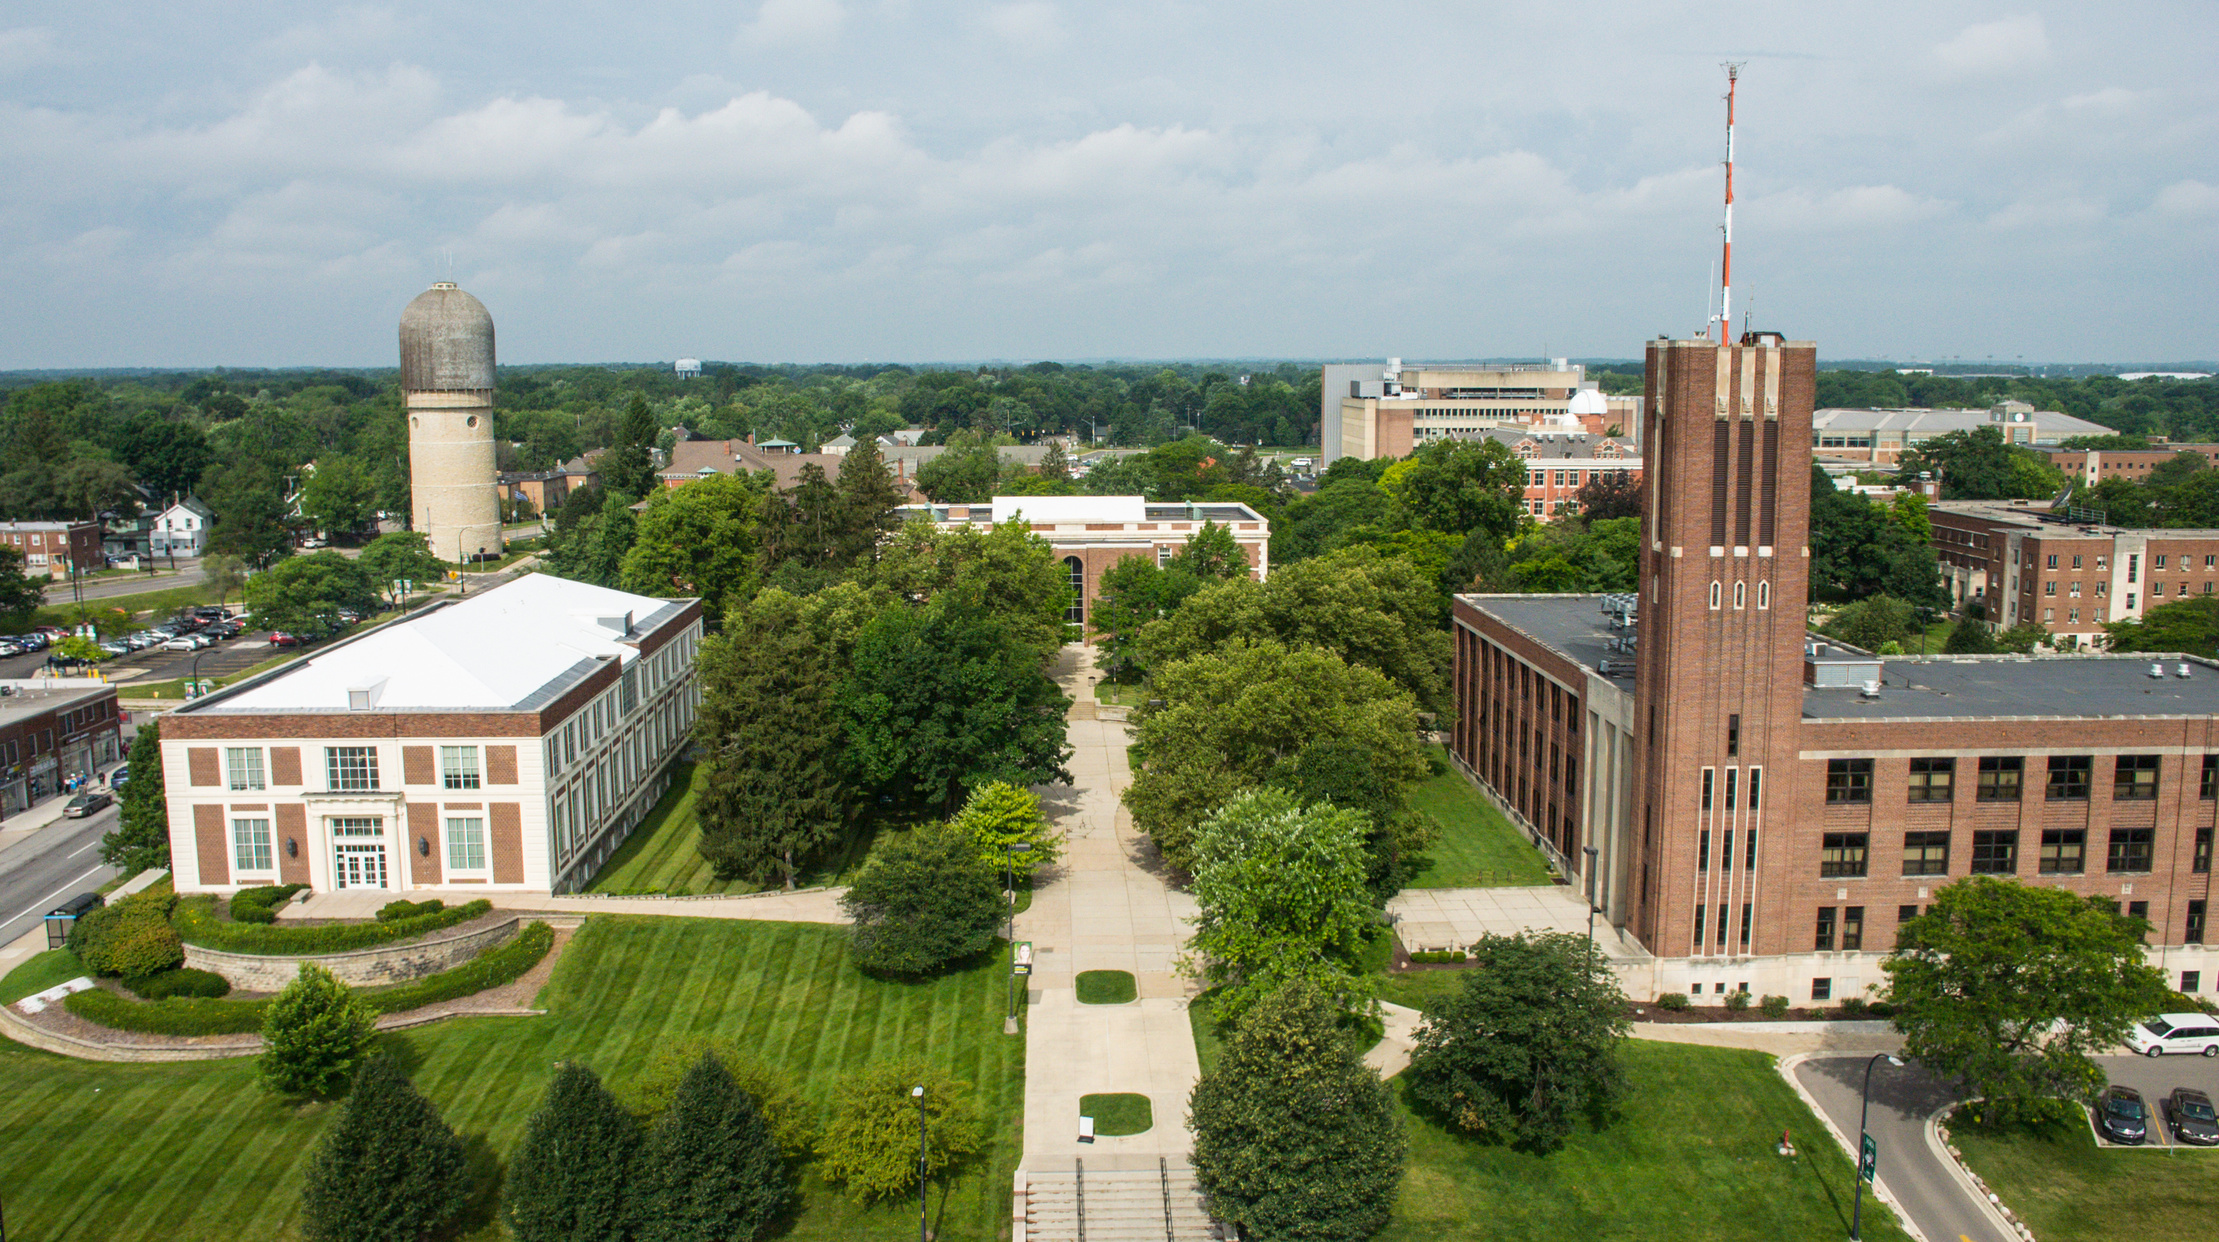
[1807,654,2219,720]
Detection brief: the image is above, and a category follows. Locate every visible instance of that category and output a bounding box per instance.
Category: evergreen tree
[601,394,660,499]
[100,719,169,873]
[832,437,907,565]
[628,1052,788,1242]
[259,962,378,1097]
[505,1062,641,1242]
[1188,979,1405,1241]
[300,1054,470,1242]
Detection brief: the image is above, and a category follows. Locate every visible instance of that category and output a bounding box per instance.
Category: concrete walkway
[278,886,848,924]
[1387,884,1649,962]
[1017,644,1203,1168]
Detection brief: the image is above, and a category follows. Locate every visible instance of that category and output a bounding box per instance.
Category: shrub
[948,780,1063,871]
[302,1055,470,1242]
[67,988,267,1035]
[360,921,553,1014]
[124,967,230,1000]
[1409,949,1470,964]
[627,1053,788,1240]
[820,1059,985,1202]
[1838,996,1870,1017]
[68,892,178,976]
[623,1038,817,1161]
[840,825,1005,977]
[175,895,490,954]
[1655,992,1690,1011]
[376,898,445,922]
[1724,989,1751,1013]
[260,963,377,1097]
[1760,994,1791,1019]
[229,884,306,925]
[106,918,185,979]
[505,1063,640,1242]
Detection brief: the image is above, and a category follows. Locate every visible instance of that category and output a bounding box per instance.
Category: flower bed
[172,894,491,954]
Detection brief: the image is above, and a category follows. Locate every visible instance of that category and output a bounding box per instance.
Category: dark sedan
[2167,1088,2219,1146]
[2096,1085,2148,1144]
[62,790,113,817]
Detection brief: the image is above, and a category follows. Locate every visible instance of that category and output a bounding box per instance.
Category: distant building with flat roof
[1812,401,2111,465]
[1320,359,1642,465]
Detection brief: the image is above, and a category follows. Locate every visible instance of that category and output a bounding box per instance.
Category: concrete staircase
[1023,1157,1224,1241]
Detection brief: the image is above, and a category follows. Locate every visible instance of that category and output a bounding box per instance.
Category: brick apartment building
[0,680,124,813]
[0,521,103,580]
[1929,500,2219,648]
[2048,443,2219,487]
[1453,334,2216,1004]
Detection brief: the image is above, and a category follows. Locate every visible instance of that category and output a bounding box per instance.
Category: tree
[618,472,769,625]
[242,550,381,637]
[947,780,1063,872]
[628,1052,788,1242]
[1038,440,1071,481]
[1572,469,1642,520]
[1125,638,1425,871]
[203,473,294,567]
[297,455,376,535]
[1381,436,1528,538]
[1184,789,1378,1023]
[1940,616,2001,654]
[1994,621,2052,653]
[100,720,169,873]
[1188,979,1405,1242]
[840,824,1007,976]
[356,532,444,604]
[1884,877,2171,1126]
[200,552,248,610]
[818,1059,986,1203]
[1897,426,2067,501]
[622,1040,818,1161]
[833,437,909,566]
[259,962,378,1097]
[837,600,1071,817]
[54,458,141,522]
[915,441,1001,503]
[864,516,1072,661]
[694,589,863,887]
[1808,467,1950,608]
[0,545,41,629]
[1825,594,1917,651]
[53,635,103,664]
[1405,931,1631,1152]
[504,1062,641,1242]
[600,394,660,499]
[2103,595,2219,657]
[1088,552,1201,681]
[301,1054,471,1242]
[1269,738,1438,901]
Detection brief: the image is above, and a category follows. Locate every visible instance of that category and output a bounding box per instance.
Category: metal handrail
[1160,1157,1175,1240]
[1075,1158,1085,1242]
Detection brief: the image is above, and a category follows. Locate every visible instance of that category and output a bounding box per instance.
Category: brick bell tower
[1629,333,1817,959]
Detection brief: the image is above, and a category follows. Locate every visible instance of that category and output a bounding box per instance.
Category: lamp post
[911,1084,928,1242]
[1849,1052,1904,1241]
[1004,841,1033,1033]
[1581,844,1600,966]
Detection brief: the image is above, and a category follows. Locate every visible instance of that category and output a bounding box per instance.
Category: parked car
[0,641,22,657]
[2127,1013,2219,1057]
[268,631,301,647]
[2096,1085,2148,1144]
[2166,1088,2219,1145]
[12,632,46,650]
[62,790,113,817]
[108,764,129,791]
[33,625,66,640]
[160,636,199,652]
[191,606,232,621]
[97,640,131,657]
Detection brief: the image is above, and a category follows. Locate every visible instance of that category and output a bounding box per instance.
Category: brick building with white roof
[161,574,702,896]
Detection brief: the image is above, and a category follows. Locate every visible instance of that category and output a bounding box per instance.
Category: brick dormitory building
[1450,333,2217,1004]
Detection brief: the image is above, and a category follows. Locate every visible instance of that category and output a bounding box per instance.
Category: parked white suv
[2127,1013,2219,1057]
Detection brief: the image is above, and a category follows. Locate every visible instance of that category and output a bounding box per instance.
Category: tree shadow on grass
[446,1132,504,1240]
[1797,1147,1857,1236]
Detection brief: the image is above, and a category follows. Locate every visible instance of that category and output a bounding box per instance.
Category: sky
[1,2,2213,369]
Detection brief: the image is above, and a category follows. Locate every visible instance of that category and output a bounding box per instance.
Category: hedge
[229,884,307,925]
[173,895,492,954]
[377,898,445,922]
[1407,950,1467,964]
[124,967,231,1000]
[62,921,556,1037]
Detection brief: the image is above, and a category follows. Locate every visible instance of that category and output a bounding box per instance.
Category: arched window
[1756,580,1771,610]
[1064,556,1085,624]
[1708,581,1722,611]
[1733,581,1747,610]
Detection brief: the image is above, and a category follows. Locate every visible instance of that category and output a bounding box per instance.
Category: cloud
[982,3,1065,53]
[2149,180,2219,218]
[257,8,402,60]
[1751,184,1951,230]
[0,26,57,76]
[1983,192,2105,230]
[736,0,845,49]
[1933,15,2048,76]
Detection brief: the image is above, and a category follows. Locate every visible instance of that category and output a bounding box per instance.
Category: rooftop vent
[1859,680,1881,699]
[574,610,633,636]
[346,677,388,712]
[2180,663,2194,680]
[2150,662,2167,679]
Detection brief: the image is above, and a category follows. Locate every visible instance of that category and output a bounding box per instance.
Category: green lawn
[0,916,1026,1242]
[1075,970,1136,1005]
[38,581,224,631]
[1379,1042,1913,1241]
[1378,969,1469,1015]
[1,948,87,1004]
[1079,1093,1153,1136]
[1092,681,1147,707]
[586,764,919,896]
[1951,1108,2219,1238]
[1406,748,1556,889]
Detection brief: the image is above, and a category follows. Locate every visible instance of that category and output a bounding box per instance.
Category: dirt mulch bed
[1628,1003,1890,1024]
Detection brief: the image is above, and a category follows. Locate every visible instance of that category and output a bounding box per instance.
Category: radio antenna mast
[1715,62,1744,343]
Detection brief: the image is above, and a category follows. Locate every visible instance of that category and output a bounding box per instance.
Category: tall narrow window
[1727,714,1740,758]
[446,817,487,872]
[1739,902,1752,949]
[1733,581,1747,610]
[1721,830,1734,873]
[1708,581,1722,610]
[1746,769,1762,809]
[232,818,273,872]
[1702,768,1714,810]
[1756,580,1771,610]
[1716,903,1729,949]
[1694,904,1707,948]
[1815,907,1836,951]
[1840,907,1865,952]
[2197,826,2213,874]
[1745,828,1758,870]
[1064,556,1085,624]
[1698,830,1711,871]
[2190,900,2208,946]
[1724,770,1738,809]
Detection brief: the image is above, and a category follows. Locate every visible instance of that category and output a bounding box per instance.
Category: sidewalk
[0,789,97,855]
[276,886,847,924]
[1017,643,1203,1168]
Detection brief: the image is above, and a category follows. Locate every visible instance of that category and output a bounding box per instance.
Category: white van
[2126,1013,2219,1057]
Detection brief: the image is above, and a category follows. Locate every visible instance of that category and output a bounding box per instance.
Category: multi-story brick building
[2048,444,2219,487]
[161,574,701,896]
[0,521,103,580]
[1929,499,2219,648]
[0,679,124,813]
[1453,333,2217,1004]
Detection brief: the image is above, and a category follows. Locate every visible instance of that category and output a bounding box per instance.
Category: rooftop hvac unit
[2150,663,2167,679]
[1859,680,1881,699]
[2180,663,2194,679]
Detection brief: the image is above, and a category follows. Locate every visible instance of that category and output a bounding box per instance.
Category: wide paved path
[1017,644,1202,1168]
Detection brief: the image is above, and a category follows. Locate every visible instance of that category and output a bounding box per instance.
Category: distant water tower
[675,357,702,379]
[399,282,503,565]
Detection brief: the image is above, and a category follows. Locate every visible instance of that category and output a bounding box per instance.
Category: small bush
[1760,994,1791,1019]
[69,892,179,976]
[124,967,231,1000]
[1838,996,1870,1017]
[174,895,490,954]
[1655,992,1690,1011]
[1723,989,1751,1013]
[67,988,267,1035]
[1865,1000,1895,1018]
[1408,950,1472,964]
[377,898,445,922]
[262,963,379,1096]
[229,884,306,925]
[107,918,185,979]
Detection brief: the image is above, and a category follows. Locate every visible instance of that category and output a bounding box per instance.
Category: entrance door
[334,844,388,889]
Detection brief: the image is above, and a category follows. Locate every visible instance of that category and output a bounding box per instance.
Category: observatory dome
[399,281,495,392]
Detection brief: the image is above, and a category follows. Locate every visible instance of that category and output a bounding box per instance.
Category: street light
[912,1085,928,1242]
[1849,1052,1905,1241]
[1581,844,1600,966]
[1004,842,1033,1033]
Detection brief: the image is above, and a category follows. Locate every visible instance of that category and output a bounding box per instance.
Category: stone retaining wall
[184,916,521,991]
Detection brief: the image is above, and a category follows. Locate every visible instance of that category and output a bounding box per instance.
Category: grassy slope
[1952,1111,2219,1238]
[0,917,1025,1242]
[0,949,86,1004]
[585,762,901,896]
[1406,747,1555,889]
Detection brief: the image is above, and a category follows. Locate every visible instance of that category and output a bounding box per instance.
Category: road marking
[4,866,106,931]
[68,836,102,858]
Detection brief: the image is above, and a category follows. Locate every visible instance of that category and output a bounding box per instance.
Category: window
[2044,581,2056,596]
[2107,754,2159,801]
[1977,756,2023,801]
[1898,903,1919,926]
[232,818,272,871]
[328,816,382,837]
[1746,827,1759,870]
[1970,830,2019,874]
[2038,828,2086,874]
[1903,831,1951,876]
[440,746,481,790]
[1728,714,1740,758]
[1733,581,1747,610]
[2046,755,2091,801]
[1906,757,1953,803]
[1820,832,1869,878]
[2107,827,2154,874]
[2204,755,2218,799]
[1708,581,1722,610]
[2071,554,2082,569]
[1815,908,1836,951]
[2157,554,2169,569]
[1825,758,1872,804]
[1747,768,1763,809]
[1725,770,1738,810]
[1721,830,1734,873]
[1715,903,1729,949]
[1840,907,1865,952]
[2187,970,2203,993]
[326,747,379,792]
[446,817,487,871]
[2198,826,2213,874]
[1757,580,1771,609]
[1740,902,1752,949]
[2046,554,2058,569]
[225,747,265,792]
[1702,769,1713,810]
[1698,829,1710,870]
[2191,901,2208,946]
[1694,903,1706,947]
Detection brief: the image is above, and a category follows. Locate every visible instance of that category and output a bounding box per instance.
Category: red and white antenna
[1714,62,1745,343]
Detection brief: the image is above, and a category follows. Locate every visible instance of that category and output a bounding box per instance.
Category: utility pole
[1712,63,1745,343]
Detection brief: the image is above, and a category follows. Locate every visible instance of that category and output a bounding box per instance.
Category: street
[0,802,120,948]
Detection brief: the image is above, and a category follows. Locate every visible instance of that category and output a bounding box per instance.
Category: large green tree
[837,600,1071,817]
[915,441,1002,503]
[1381,436,1528,538]
[1268,738,1438,901]
[1808,466,1950,607]
[865,515,1072,661]
[356,531,444,603]
[1884,876,2172,1125]
[99,721,168,873]
[600,394,660,499]
[300,1055,471,1242]
[242,550,381,637]
[297,455,376,535]
[1125,638,1424,870]
[1896,426,2067,501]
[618,471,769,624]
[2104,595,2219,658]
[831,437,908,565]
[819,1059,986,1203]
[503,1062,641,1242]
[1185,789,1378,1022]
[0,545,44,630]
[1406,931,1631,1152]
[1188,979,1405,1242]
[627,1052,788,1242]
[840,824,1007,976]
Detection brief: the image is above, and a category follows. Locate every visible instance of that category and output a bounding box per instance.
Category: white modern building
[161,575,702,896]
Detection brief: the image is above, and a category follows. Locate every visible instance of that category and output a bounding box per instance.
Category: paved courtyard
[1388,884,1650,962]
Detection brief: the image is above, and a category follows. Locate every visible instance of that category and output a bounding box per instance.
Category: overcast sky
[2,2,2212,368]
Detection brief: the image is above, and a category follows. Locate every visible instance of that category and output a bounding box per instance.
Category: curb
[1927,1104,2040,1241]
[1775,1053,1928,1242]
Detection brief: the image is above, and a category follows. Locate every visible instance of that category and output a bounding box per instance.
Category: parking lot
[2090,1051,2219,1149]
[0,623,284,687]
